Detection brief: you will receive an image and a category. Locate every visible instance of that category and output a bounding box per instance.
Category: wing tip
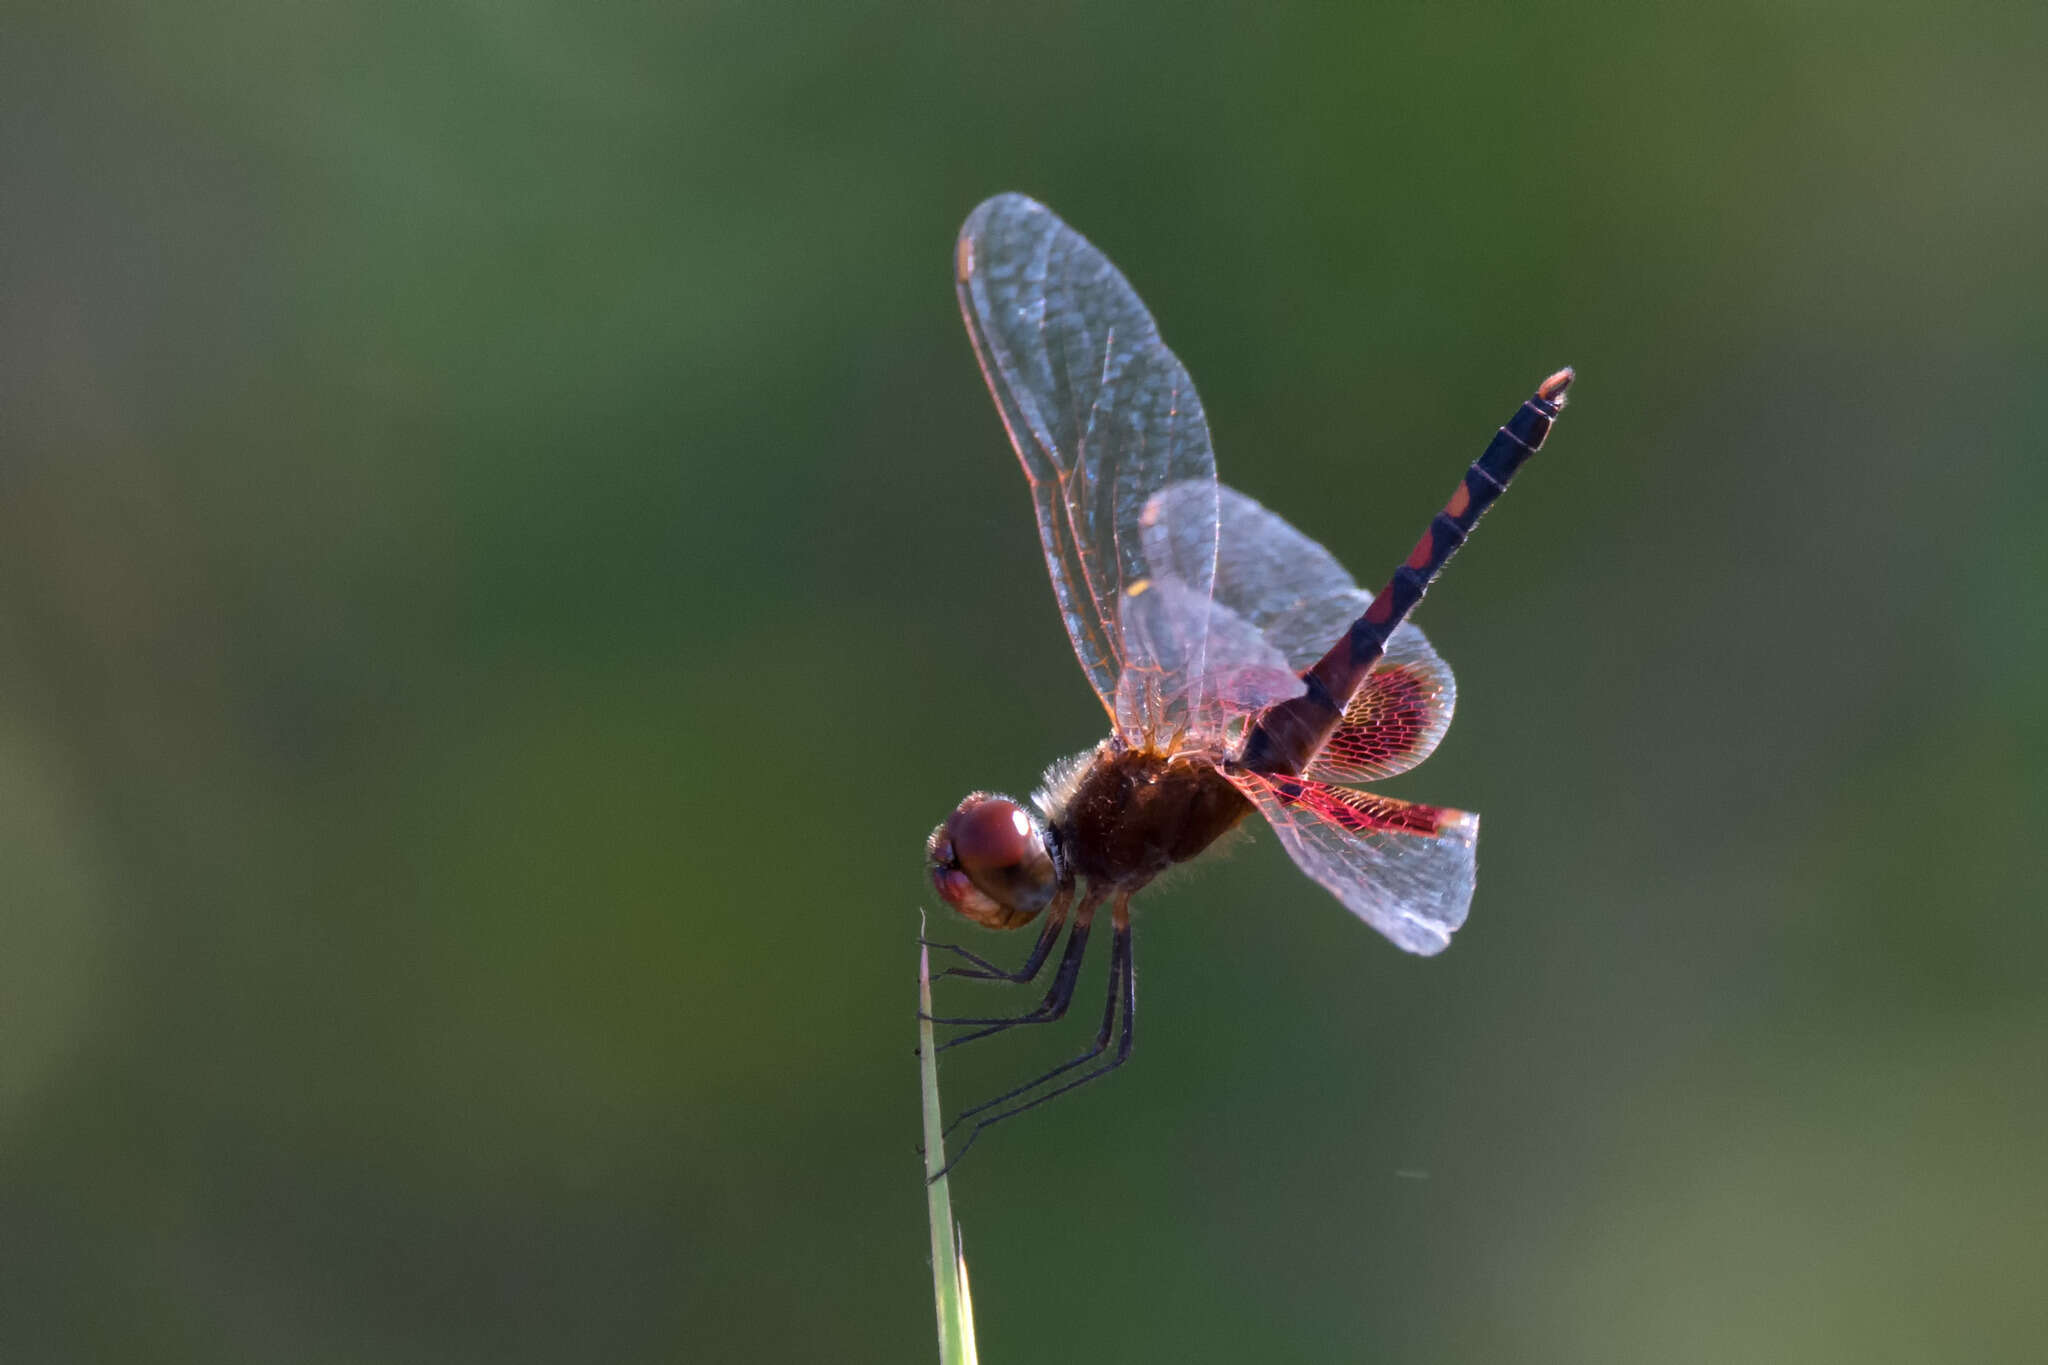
[957,193,1055,284]
[1405,928,1454,957]
[1397,900,1469,957]
[963,191,1047,230]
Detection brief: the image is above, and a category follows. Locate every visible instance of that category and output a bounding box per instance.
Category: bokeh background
[5,2,2044,1361]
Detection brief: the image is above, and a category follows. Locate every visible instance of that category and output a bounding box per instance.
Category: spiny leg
[942,904,1127,1140]
[922,890,1102,1047]
[928,897,1137,1183]
[921,888,1071,983]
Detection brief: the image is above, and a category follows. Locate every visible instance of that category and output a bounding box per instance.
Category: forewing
[958,194,1255,743]
[1227,769,1477,956]
[1115,576,1301,740]
[1142,481,1355,670]
[1144,481,1449,670]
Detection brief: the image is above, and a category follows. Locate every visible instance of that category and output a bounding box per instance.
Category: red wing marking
[1257,774,1466,838]
[1302,656,1455,785]
[1227,769,1477,956]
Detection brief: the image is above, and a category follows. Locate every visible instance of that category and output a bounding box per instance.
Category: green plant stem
[920,935,976,1364]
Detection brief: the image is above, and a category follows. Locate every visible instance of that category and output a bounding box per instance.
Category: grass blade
[920,930,978,1364]
[954,1230,980,1365]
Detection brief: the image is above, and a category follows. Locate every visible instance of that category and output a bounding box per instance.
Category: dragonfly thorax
[1039,741,1252,890]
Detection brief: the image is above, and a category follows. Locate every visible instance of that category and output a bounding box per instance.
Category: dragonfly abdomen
[1238,368,1572,776]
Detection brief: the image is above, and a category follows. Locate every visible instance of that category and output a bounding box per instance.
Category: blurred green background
[5,2,2044,1361]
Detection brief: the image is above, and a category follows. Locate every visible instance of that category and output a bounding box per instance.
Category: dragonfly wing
[1115,575,1301,738]
[1301,645,1456,783]
[1143,480,1454,770]
[1227,769,1477,956]
[1144,481,1450,671]
[958,194,1284,744]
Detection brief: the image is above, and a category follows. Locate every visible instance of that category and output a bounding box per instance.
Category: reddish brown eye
[948,800,1038,875]
[926,793,1058,928]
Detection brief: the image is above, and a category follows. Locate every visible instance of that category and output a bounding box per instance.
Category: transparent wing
[1227,768,1477,956]
[1142,480,1351,670]
[1115,575,1302,744]
[957,194,1295,746]
[1143,480,1454,769]
[1143,481,1452,673]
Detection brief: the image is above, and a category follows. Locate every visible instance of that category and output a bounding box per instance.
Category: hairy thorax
[1041,744,1253,888]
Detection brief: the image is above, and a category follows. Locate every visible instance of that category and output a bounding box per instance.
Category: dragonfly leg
[928,898,1135,1183]
[942,907,1127,1140]
[920,889,1071,983]
[921,890,1102,1046]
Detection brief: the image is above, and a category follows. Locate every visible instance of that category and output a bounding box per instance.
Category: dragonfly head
[927,793,1059,929]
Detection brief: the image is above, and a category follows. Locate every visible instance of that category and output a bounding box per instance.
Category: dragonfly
[923,193,1571,1177]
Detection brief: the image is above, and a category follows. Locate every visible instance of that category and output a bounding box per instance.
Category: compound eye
[949,798,1056,915]
[949,800,1041,878]
[927,794,1058,926]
